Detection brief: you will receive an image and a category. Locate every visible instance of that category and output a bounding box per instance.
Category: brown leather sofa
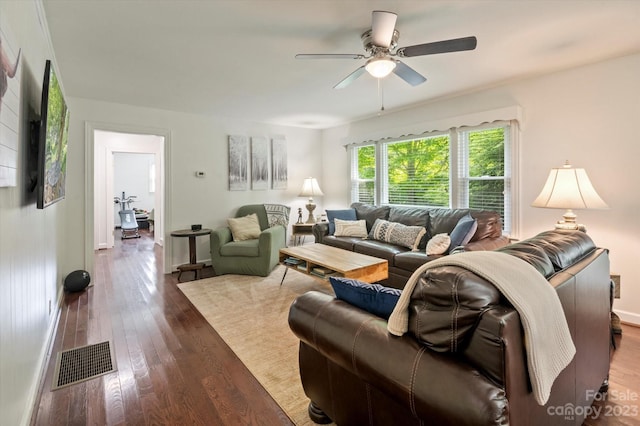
[289,230,611,425]
[313,203,510,289]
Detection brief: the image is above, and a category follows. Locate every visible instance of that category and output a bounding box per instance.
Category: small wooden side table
[171,228,212,282]
[291,223,314,246]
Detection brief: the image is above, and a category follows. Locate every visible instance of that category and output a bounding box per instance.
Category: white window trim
[349,119,520,236]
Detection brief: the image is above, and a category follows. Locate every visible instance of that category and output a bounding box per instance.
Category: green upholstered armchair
[210,204,288,277]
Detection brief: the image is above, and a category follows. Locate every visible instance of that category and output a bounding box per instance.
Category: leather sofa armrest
[312,222,330,244]
[288,291,508,424]
[462,306,522,387]
[289,292,427,389]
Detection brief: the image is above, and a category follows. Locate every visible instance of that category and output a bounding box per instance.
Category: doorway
[85,123,172,276]
[93,130,164,250]
[94,130,164,249]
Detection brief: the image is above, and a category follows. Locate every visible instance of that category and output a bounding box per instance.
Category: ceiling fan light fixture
[295,10,476,89]
[365,57,396,78]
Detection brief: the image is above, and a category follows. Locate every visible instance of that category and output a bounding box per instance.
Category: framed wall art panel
[271,136,287,190]
[250,136,268,190]
[228,135,248,191]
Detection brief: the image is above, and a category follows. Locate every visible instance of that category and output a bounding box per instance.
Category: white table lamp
[532,161,608,230]
[298,177,324,223]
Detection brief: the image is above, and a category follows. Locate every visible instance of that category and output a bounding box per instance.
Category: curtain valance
[343,105,522,147]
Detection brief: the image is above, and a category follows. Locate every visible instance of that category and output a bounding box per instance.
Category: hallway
[31,230,293,425]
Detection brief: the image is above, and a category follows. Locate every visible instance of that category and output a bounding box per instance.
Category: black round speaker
[64,270,91,292]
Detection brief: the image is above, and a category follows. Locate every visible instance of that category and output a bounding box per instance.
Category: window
[456,125,511,231]
[350,121,515,234]
[350,144,375,204]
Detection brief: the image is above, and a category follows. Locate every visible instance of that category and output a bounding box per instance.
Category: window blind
[349,120,517,234]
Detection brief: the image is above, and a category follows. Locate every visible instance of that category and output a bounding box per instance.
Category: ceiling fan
[296,10,477,89]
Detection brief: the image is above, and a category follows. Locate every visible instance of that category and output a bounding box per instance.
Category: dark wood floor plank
[103,372,125,426]
[139,393,171,425]
[67,382,87,425]
[31,230,639,425]
[86,372,107,426]
[109,309,145,425]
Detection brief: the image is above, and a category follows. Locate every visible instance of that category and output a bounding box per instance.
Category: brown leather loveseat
[313,203,510,289]
[289,230,611,425]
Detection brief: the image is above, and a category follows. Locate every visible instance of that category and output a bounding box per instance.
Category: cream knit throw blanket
[387,251,576,405]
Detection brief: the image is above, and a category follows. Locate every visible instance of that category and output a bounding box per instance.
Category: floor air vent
[52,341,116,390]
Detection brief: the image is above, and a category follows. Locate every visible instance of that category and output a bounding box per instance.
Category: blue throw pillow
[326,208,357,235]
[329,277,402,319]
[448,213,478,253]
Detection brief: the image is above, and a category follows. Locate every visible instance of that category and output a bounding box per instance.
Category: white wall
[321,52,640,325]
[0,2,66,425]
[113,153,155,221]
[65,98,324,273]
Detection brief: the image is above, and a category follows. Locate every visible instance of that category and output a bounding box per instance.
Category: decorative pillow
[227,213,261,241]
[426,233,451,255]
[388,207,430,249]
[326,208,357,235]
[369,218,427,251]
[334,219,368,238]
[329,277,402,319]
[448,213,478,253]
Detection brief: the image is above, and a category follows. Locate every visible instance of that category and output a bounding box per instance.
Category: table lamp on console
[299,177,324,223]
[532,161,608,232]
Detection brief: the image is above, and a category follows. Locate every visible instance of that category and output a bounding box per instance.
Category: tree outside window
[350,122,513,234]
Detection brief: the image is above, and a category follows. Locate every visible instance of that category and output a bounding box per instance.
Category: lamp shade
[298,177,324,198]
[532,163,608,210]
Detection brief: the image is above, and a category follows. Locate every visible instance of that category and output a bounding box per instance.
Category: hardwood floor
[31,231,640,425]
[586,326,640,425]
[32,231,293,426]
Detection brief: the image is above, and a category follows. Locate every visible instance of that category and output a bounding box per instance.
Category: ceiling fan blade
[393,61,427,86]
[334,65,366,89]
[398,36,477,57]
[371,10,397,48]
[296,53,365,60]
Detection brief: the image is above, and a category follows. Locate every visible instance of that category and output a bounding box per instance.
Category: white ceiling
[42,0,640,129]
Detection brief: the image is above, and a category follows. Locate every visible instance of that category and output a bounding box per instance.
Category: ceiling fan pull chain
[378,78,385,113]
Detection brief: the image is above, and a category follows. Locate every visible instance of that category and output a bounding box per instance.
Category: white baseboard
[614,309,640,326]
[24,287,64,426]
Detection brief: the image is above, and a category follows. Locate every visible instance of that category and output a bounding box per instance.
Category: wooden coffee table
[279,243,388,285]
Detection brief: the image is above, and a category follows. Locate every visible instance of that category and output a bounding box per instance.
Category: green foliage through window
[353,145,375,204]
[386,136,449,206]
[350,122,513,233]
[462,127,506,218]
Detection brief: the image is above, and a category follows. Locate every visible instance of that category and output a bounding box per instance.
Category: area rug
[177,265,334,425]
